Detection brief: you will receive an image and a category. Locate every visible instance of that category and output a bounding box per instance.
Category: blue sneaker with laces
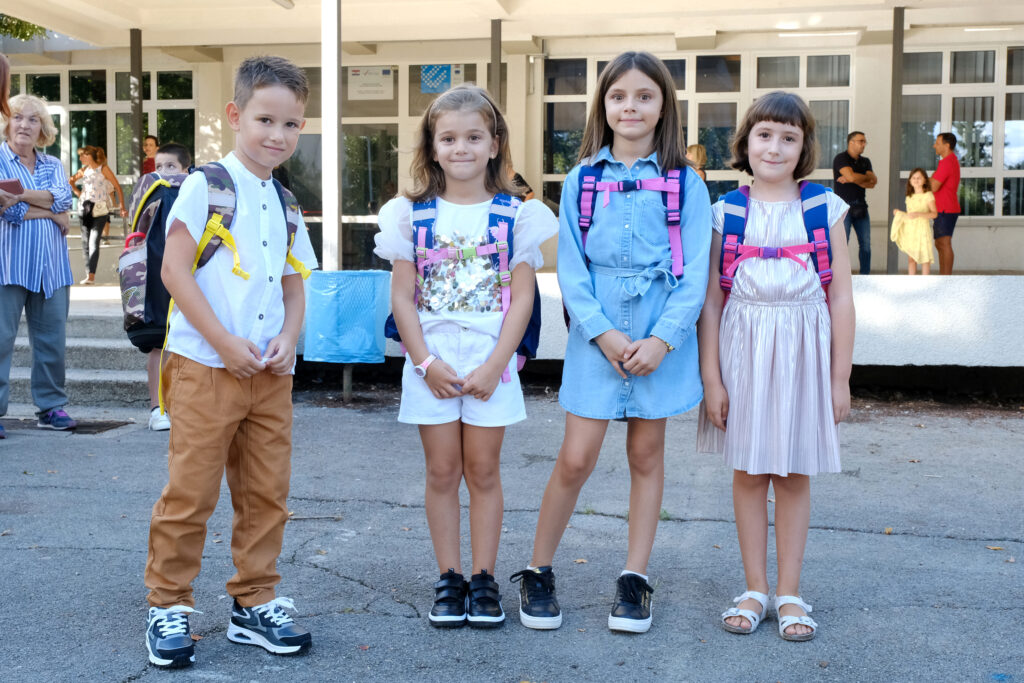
[36,408,77,430]
[146,605,196,668]
[227,597,311,655]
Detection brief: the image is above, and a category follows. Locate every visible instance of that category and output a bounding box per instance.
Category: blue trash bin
[304,270,391,363]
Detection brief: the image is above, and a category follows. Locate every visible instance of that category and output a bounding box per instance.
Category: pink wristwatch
[413,354,436,378]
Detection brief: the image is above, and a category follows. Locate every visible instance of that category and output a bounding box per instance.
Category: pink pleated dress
[696,193,848,476]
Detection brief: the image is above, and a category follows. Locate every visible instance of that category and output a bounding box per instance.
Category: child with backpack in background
[373,84,557,629]
[122,142,192,431]
[696,91,855,642]
[511,52,711,634]
[142,56,318,669]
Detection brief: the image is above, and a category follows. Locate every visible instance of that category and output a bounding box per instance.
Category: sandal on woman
[774,595,817,641]
[720,590,769,634]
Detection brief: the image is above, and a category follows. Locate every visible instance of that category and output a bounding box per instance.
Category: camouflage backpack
[118,162,311,351]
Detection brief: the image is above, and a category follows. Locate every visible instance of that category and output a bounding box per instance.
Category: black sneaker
[227,597,312,655]
[428,569,468,628]
[146,605,196,668]
[510,567,562,629]
[467,569,505,628]
[608,573,654,633]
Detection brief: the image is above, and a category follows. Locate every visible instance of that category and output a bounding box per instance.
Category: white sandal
[721,590,769,634]
[774,595,818,641]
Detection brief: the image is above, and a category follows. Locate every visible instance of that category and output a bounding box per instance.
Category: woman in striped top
[0,93,77,436]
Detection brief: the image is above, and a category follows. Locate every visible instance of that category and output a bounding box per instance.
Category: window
[757,56,799,89]
[44,114,60,159]
[1003,178,1024,215]
[951,51,995,84]
[27,74,60,102]
[545,59,586,95]
[70,110,107,173]
[678,100,689,149]
[901,95,940,172]
[1009,48,1024,86]
[809,100,849,170]
[600,59,686,90]
[341,123,397,270]
[70,70,106,104]
[278,134,323,215]
[705,180,739,203]
[157,71,193,100]
[698,102,736,170]
[952,96,993,167]
[9,74,20,95]
[696,55,740,92]
[157,110,195,161]
[807,55,850,87]
[544,103,586,175]
[903,52,942,85]
[304,67,322,118]
[115,72,152,101]
[1005,94,1024,169]
[960,177,995,216]
[115,113,150,175]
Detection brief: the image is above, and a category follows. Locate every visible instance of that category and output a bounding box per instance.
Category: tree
[0,15,47,41]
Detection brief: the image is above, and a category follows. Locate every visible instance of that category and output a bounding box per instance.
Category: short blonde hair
[4,94,58,148]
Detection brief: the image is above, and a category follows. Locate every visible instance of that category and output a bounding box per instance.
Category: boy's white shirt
[164,151,319,370]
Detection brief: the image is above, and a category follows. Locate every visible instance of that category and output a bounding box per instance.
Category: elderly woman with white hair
[0,93,77,437]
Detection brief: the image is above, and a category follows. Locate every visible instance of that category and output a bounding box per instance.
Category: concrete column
[886,7,905,274]
[489,19,501,101]
[322,0,342,270]
[130,28,143,177]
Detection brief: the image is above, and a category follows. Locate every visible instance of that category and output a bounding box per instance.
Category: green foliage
[0,14,47,41]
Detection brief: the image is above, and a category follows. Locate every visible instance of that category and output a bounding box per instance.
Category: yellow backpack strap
[286,230,312,280]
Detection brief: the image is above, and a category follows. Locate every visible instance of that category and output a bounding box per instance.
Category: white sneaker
[149,407,171,431]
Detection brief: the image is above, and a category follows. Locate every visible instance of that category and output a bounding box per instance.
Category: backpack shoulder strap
[662,168,685,277]
[272,179,312,280]
[192,162,248,279]
[411,198,437,293]
[576,163,603,253]
[487,192,520,383]
[719,186,750,293]
[798,180,833,290]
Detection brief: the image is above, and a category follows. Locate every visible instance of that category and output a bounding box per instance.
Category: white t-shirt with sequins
[374,196,557,338]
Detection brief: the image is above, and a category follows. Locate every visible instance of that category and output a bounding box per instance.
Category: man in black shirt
[832,131,877,274]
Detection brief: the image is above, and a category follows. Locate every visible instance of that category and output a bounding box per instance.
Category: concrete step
[14,337,147,372]
[9,367,149,406]
[18,313,128,340]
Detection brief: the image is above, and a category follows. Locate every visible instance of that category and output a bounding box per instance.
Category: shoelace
[617,575,649,604]
[152,606,197,637]
[253,597,297,626]
[509,570,555,603]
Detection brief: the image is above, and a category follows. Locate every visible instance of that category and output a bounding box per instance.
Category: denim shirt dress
[558,146,712,419]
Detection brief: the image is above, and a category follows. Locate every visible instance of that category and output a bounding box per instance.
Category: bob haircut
[578,52,689,171]
[4,94,59,148]
[905,167,930,198]
[406,84,517,202]
[686,144,707,168]
[729,91,818,180]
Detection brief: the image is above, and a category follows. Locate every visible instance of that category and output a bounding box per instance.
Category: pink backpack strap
[664,169,683,277]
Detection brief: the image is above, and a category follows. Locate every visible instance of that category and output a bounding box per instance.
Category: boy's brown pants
[145,353,293,608]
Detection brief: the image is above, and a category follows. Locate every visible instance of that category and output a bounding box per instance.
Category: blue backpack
[384,194,542,381]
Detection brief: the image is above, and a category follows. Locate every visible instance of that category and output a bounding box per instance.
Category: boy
[141,142,192,432]
[143,56,318,669]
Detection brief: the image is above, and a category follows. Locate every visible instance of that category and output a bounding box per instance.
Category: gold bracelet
[656,336,674,352]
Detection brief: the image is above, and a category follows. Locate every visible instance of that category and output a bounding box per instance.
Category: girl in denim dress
[510,52,711,635]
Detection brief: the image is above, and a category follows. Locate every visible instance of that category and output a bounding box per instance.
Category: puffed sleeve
[826,190,849,229]
[372,196,414,263]
[509,198,557,270]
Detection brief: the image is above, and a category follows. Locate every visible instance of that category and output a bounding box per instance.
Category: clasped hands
[420,356,504,402]
[595,329,667,379]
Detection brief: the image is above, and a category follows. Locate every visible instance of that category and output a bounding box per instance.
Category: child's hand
[218,334,265,378]
[893,208,903,216]
[595,329,632,379]
[622,337,667,376]
[461,359,505,402]
[704,382,729,430]
[832,380,851,424]
[262,333,297,375]
[424,358,465,399]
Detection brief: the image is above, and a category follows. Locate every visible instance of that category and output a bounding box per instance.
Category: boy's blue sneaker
[146,605,196,668]
[227,597,311,655]
[36,408,77,431]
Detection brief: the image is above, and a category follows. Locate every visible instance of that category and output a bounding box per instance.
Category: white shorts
[398,323,526,427]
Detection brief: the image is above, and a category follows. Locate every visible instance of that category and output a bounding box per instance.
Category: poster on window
[420,64,465,94]
[348,66,393,100]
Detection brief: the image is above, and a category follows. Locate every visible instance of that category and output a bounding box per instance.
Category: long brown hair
[906,167,929,197]
[578,52,689,171]
[406,84,517,202]
[729,90,818,180]
[0,54,10,119]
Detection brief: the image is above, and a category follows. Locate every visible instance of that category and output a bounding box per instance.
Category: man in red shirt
[930,132,961,275]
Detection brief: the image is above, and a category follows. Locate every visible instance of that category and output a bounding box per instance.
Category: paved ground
[1,388,1021,683]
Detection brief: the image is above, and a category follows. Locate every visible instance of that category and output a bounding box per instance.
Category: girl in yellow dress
[890,168,937,275]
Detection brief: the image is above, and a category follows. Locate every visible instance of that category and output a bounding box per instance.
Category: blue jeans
[0,284,70,417]
[844,211,871,274]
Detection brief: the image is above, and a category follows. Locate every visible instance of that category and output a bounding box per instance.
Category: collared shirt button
[261,181,266,187]
[269,276,274,282]
[262,204,267,210]
[258,314,264,320]
[263,240,268,246]
[625,223,630,229]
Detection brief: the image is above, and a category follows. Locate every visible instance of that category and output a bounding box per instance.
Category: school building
[3,1,1023,275]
